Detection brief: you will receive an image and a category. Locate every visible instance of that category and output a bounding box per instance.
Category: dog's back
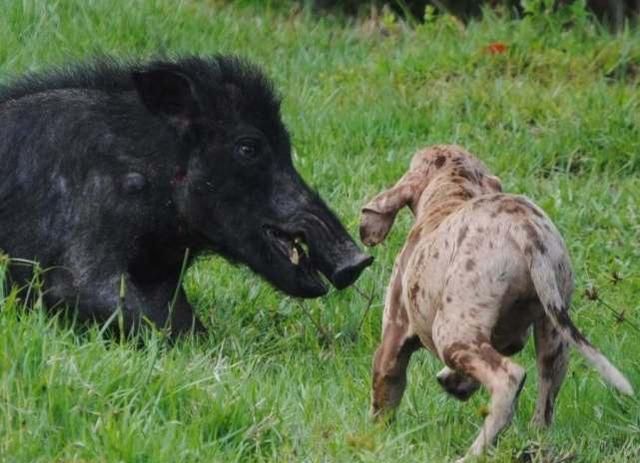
[403,192,568,348]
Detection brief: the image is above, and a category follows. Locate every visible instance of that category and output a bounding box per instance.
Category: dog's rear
[361,145,633,462]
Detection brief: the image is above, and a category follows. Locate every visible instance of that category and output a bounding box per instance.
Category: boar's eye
[234,139,260,162]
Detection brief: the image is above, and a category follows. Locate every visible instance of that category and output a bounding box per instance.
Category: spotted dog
[360,145,633,461]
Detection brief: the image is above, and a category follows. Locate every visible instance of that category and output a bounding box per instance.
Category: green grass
[1,1,640,461]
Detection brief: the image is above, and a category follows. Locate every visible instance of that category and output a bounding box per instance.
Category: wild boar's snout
[274,171,372,290]
[329,249,373,289]
[300,214,373,289]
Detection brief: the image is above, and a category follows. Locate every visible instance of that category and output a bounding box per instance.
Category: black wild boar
[0,56,372,335]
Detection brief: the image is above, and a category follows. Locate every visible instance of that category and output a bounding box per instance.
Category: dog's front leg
[371,324,420,419]
[370,293,421,420]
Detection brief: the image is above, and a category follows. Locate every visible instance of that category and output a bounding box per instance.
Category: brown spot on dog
[457,225,469,247]
[451,188,475,201]
[432,250,439,259]
[458,167,483,184]
[496,198,528,215]
[431,201,464,223]
[456,353,474,370]
[472,197,491,209]
[513,197,543,218]
[522,222,547,254]
[434,155,446,168]
[446,295,452,303]
[389,274,409,324]
[466,259,476,271]
[489,241,494,249]
[479,343,503,371]
[409,283,420,305]
[457,168,473,182]
[442,342,470,368]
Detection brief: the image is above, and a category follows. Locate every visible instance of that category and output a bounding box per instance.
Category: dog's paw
[370,405,396,425]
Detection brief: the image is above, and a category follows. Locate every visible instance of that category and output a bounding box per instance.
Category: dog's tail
[530,251,633,395]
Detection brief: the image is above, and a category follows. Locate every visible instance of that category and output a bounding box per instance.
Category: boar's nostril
[330,253,374,290]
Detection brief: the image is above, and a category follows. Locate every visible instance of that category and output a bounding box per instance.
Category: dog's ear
[360,181,414,247]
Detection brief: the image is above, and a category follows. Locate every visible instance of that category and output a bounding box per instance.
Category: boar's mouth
[262,225,328,298]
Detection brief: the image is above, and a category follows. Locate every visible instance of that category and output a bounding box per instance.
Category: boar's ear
[359,181,414,247]
[131,68,199,123]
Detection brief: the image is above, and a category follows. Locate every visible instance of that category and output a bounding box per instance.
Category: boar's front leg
[90,275,205,336]
[48,268,205,337]
[140,279,207,336]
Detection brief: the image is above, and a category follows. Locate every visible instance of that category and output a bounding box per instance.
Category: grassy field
[1,1,639,461]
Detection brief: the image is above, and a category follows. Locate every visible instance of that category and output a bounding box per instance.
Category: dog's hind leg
[439,337,526,460]
[531,316,569,428]
[436,366,480,401]
[370,323,421,419]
